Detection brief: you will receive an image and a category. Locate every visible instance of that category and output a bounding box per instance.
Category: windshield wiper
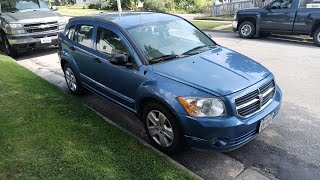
[182,45,216,56]
[149,54,180,64]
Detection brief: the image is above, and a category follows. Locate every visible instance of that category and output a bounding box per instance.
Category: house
[75,0,100,5]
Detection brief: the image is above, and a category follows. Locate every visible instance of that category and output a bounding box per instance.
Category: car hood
[2,10,62,24]
[153,46,270,96]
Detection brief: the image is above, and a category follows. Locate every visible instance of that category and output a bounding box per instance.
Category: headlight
[4,23,26,35]
[178,97,226,117]
[58,18,69,30]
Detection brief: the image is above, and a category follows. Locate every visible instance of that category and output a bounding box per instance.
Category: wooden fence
[211,0,272,16]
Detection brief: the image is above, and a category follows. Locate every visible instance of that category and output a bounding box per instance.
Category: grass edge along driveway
[0,55,196,180]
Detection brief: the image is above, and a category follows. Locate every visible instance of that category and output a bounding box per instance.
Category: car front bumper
[178,85,282,151]
[233,20,238,32]
[7,30,63,50]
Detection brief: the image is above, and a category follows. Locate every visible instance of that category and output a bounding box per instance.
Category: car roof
[69,12,181,29]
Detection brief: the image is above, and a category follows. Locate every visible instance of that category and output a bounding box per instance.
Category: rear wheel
[142,103,184,154]
[63,63,84,95]
[1,33,18,57]
[239,21,256,39]
[313,27,320,47]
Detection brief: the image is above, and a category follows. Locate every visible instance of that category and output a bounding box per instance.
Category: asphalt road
[14,32,320,180]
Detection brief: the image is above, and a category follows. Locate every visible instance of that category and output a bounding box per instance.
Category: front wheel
[313,27,320,47]
[143,103,184,154]
[1,33,18,57]
[238,21,256,39]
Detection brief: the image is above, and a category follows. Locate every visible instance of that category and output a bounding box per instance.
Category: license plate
[259,113,274,133]
[40,37,52,44]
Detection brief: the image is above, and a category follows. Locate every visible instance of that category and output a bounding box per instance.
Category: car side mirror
[110,54,130,66]
[51,6,58,11]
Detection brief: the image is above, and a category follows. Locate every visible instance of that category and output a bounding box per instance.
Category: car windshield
[0,0,49,13]
[127,19,216,63]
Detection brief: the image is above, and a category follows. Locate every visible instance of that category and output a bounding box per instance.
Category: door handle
[70,46,76,51]
[94,58,102,63]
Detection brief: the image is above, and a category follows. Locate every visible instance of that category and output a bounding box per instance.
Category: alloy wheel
[241,24,252,37]
[146,110,174,147]
[317,31,320,43]
[65,67,77,92]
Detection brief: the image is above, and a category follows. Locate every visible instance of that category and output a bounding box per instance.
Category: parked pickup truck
[233,0,320,46]
[0,0,68,57]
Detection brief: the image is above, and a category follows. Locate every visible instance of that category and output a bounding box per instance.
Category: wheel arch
[237,16,257,31]
[137,96,179,120]
[137,96,187,135]
[59,51,81,76]
[311,20,320,37]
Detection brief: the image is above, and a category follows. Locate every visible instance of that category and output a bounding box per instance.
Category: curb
[84,105,203,180]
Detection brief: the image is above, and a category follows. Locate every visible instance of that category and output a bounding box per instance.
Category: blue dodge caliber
[58,12,282,154]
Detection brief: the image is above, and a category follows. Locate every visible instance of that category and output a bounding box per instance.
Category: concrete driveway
[15,32,320,180]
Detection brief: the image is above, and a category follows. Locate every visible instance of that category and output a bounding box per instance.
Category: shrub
[88,3,101,9]
[51,0,61,6]
[143,0,166,12]
[143,0,177,12]
[103,0,133,10]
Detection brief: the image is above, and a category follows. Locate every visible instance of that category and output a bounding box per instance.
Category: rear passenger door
[69,23,96,78]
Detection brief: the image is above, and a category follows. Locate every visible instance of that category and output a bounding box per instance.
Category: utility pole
[117,0,122,13]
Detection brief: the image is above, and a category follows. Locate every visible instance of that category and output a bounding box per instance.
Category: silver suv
[0,0,68,57]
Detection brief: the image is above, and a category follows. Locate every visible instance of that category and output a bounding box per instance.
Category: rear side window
[76,25,94,48]
[66,26,76,40]
[96,27,129,56]
[299,0,320,8]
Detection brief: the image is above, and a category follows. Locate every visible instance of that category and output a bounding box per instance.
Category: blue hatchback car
[58,12,282,154]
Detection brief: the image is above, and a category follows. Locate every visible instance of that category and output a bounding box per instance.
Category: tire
[63,63,84,95]
[1,33,18,57]
[313,27,320,47]
[142,103,184,154]
[238,21,256,39]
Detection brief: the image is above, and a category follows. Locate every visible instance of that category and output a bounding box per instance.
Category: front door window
[271,0,293,9]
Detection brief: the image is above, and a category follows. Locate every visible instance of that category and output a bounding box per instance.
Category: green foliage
[51,0,61,6]
[73,0,212,13]
[103,0,133,10]
[143,0,213,13]
[88,3,101,9]
[143,0,166,12]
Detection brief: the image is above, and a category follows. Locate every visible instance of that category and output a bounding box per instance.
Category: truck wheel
[313,27,320,47]
[239,21,256,39]
[1,33,18,57]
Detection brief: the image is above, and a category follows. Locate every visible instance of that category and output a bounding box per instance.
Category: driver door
[260,0,296,32]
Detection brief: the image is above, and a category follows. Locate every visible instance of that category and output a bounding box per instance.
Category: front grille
[235,80,275,117]
[24,21,58,34]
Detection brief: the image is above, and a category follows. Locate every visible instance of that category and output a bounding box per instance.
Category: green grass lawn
[57,6,110,16]
[191,21,230,30]
[0,56,195,179]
